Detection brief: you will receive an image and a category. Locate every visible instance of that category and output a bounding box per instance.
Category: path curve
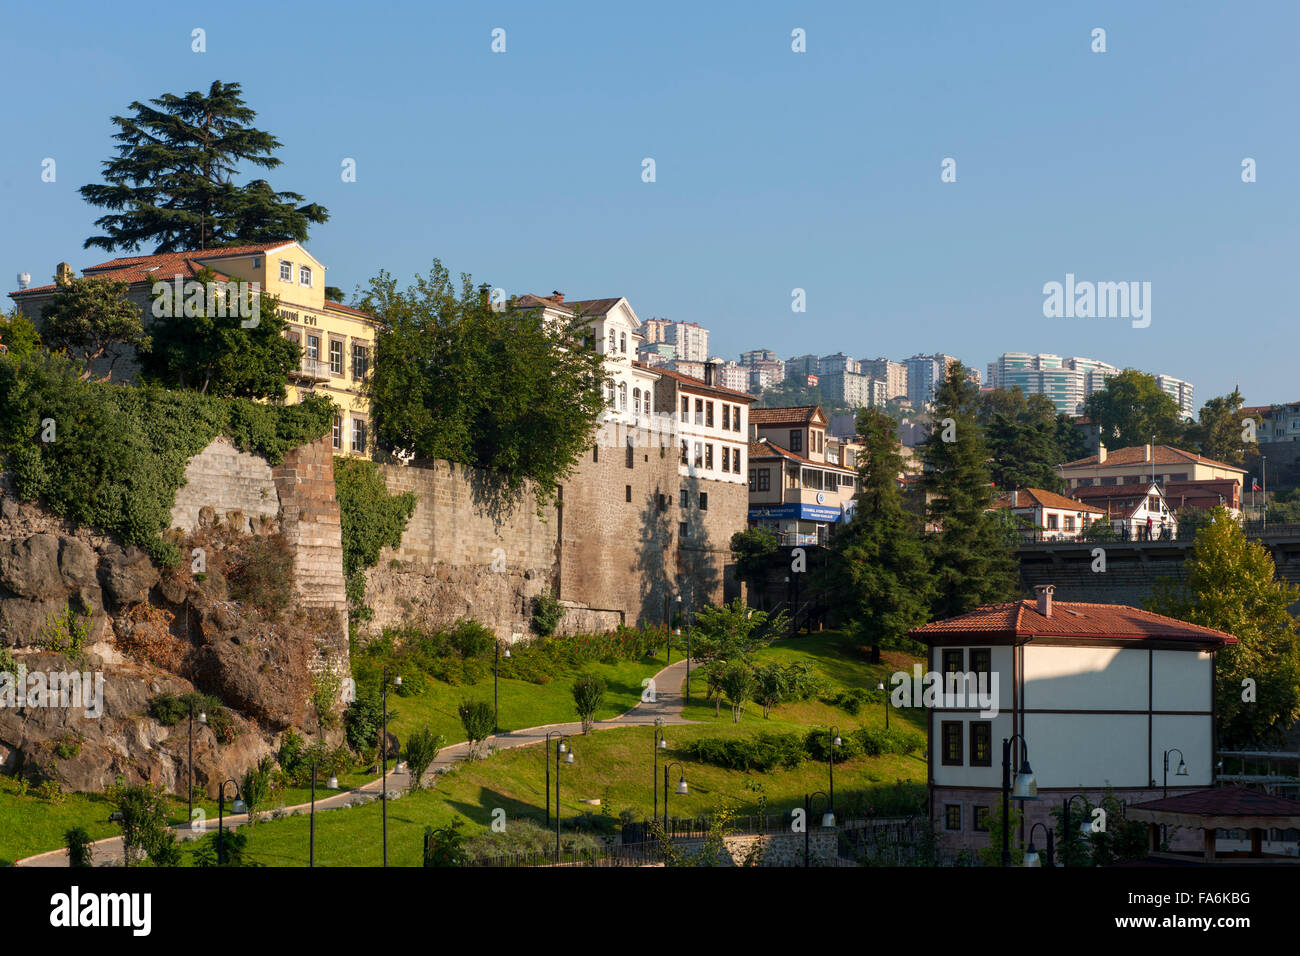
[17,658,695,867]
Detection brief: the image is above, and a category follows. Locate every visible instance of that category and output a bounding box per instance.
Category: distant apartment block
[748,363,784,393]
[819,370,887,408]
[819,352,861,376]
[637,342,675,367]
[712,360,750,393]
[740,348,779,366]
[784,354,820,381]
[1155,375,1195,419]
[671,358,707,379]
[860,358,907,400]
[986,353,1121,415]
[904,353,959,406]
[649,320,709,363]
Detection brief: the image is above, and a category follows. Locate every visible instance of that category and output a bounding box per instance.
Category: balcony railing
[291,357,332,382]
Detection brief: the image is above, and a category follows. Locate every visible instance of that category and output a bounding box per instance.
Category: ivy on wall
[334,456,416,620]
[0,350,333,566]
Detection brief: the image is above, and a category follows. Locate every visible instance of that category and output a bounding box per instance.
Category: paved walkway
[18,658,694,867]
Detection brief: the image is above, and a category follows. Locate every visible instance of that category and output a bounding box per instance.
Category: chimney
[1011,489,1018,507]
[704,361,716,386]
[1034,584,1055,618]
[1097,442,1107,464]
[55,262,73,284]
[551,290,565,304]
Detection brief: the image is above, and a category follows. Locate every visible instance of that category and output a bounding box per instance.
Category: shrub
[571,672,607,733]
[35,606,93,656]
[853,726,925,757]
[805,728,864,762]
[403,725,445,792]
[458,699,495,757]
[423,819,467,867]
[225,533,293,615]
[344,690,388,755]
[682,733,806,772]
[530,592,564,637]
[108,779,172,867]
[64,826,94,867]
[335,456,416,617]
[461,819,602,863]
[53,734,82,760]
[240,755,275,824]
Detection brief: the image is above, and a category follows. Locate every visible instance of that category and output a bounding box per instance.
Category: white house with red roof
[908,585,1237,857]
[990,487,1107,541]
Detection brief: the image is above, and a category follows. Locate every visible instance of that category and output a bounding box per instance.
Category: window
[331,414,342,450]
[607,382,617,408]
[1101,477,1117,486]
[352,343,370,379]
[699,492,708,510]
[620,332,627,354]
[694,442,703,468]
[705,444,713,469]
[756,468,770,492]
[679,521,689,539]
[970,648,991,677]
[351,418,367,453]
[789,430,802,453]
[723,405,731,430]
[706,402,714,428]
[941,721,963,766]
[593,445,599,462]
[626,438,635,469]
[680,488,689,509]
[633,388,641,416]
[306,334,320,361]
[299,265,312,287]
[329,340,343,375]
[619,382,627,411]
[681,397,689,423]
[695,399,704,425]
[970,722,992,767]
[733,406,741,432]
[973,806,991,832]
[680,441,688,465]
[748,469,756,491]
[942,649,963,675]
[608,331,615,353]
[279,260,292,282]
[721,447,730,473]
[625,485,632,502]
[1047,513,1059,530]
[643,391,651,416]
[1064,515,1075,531]
[944,805,962,832]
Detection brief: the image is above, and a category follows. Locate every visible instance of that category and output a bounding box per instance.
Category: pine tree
[1147,508,1300,747]
[80,81,328,253]
[920,362,1019,619]
[824,407,931,661]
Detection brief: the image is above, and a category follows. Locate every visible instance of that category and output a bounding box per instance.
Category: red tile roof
[748,438,854,472]
[991,487,1106,515]
[750,405,824,425]
[909,600,1237,647]
[513,293,627,319]
[325,300,374,319]
[1128,786,1300,817]
[644,364,755,401]
[12,243,294,295]
[1061,444,1245,474]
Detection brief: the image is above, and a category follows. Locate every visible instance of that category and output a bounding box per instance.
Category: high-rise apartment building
[985,353,1183,416]
[819,352,861,376]
[740,348,779,366]
[785,354,820,381]
[904,353,959,406]
[661,321,709,363]
[1155,375,1195,419]
[861,358,907,400]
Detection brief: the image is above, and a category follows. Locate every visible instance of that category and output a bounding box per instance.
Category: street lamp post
[310,759,318,867]
[1001,734,1038,867]
[554,734,575,861]
[187,700,207,825]
[1025,822,1055,867]
[544,731,569,827]
[826,726,841,813]
[493,642,511,733]
[381,670,402,868]
[217,778,243,865]
[803,790,834,867]
[663,761,687,833]
[1062,793,1093,867]
[877,680,889,729]
[1163,748,1188,798]
[652,717,668,824]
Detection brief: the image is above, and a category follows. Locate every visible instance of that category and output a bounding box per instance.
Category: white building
[990,487,1107,542]
[650,365,753,488]
[911,587,1237,857]
[861,358,907,400]
[1155,374,1196,420]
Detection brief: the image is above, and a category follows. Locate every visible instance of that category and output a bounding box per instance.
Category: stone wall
[171,437,281,533]
[363,431,749,638]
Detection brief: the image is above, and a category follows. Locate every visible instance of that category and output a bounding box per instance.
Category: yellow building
[9,241,378,455]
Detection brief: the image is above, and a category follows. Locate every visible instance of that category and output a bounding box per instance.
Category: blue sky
[2,1,1296,405]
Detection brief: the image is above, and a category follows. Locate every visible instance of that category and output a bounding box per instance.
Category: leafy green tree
[108,780,172,866]
[1268,488,1300,525]
[976,803,1023,867]
[751,662,791,718]
[1147,507,1300,747]
[717,660,754,723]
[827,407,932,660]
[334,457,416,615]
[458,699,496,758]
[0,308,41,359]
[920,363,1019,619]
[1188,388,1257,470]
[361,262,607,507]
[64,826,94,867]
[240,755,275,824]
[39,274,145,380]
[80,80,328,253]
[1081,369,1189,451]
[344,689,391,755]
[729,527,780,597]
[571,673,607,733]
[976,389,1069,492]
[689,599,782,666]
[138,270,300,398]
[403,726,445,793]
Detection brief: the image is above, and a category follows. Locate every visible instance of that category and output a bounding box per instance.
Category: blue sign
[748,504,845,523]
